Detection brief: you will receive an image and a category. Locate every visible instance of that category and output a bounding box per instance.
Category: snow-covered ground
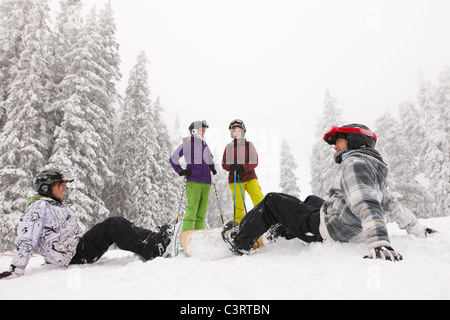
[1,217,449,300]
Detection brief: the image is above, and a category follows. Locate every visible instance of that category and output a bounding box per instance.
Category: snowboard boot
[163,221,183,258]
[158,223,175,253]
[140,224,174,261]
[221,220,251,256]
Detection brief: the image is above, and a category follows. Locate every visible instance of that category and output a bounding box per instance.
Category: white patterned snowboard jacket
[10,197,81,277]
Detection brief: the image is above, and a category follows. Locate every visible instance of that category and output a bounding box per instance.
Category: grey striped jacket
[319,149,422,249]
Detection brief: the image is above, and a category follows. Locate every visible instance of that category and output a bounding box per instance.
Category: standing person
[0,168,174,280]
[170,120,217,233]
[222,119,264,223]
[222,124,437,261]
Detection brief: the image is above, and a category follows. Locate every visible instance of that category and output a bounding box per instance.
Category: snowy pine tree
[48,5,119,230]
[107,90,135,219]
[112,52,175,230]
[0,0,33,131]
[398,100,426,168]
[375,111,434,218]
[310,89,343,198]
[152,97,184,226]
[47,0,84,152]
[374,112,401,197]
[52,0,83,87]
[424,68,450,216]
[97,1,122,207]
[108,52,152,223]
[397,101,436,217]
[279,139,301,198]
[0,0,55,249]
[417,76,436,175]
[133,111,161,230]
[172,114,184,147]
[416,76,446,216]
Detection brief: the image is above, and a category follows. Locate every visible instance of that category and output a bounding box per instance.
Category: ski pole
[237,174,248,216]
[175,178,187,224]
[233,171,237,221]
[212,180,225,224]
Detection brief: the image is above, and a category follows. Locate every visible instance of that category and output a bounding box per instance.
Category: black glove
[425,228,438,236]
[179,169,192,178]
[230,164,244,176]
[0,271,13,280]
[364,246,403,262]
[211,168,217,176]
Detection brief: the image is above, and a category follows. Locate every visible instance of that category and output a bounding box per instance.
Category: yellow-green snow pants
[182,181,211,233]
[230,179,264,224]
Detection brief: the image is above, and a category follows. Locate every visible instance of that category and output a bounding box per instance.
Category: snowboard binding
[221,220,250,256]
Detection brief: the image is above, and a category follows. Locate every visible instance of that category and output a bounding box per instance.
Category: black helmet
[189,120,209,135]
[34,168,74,195]
[229,119,246,138]
[323,124,377,149]
[229,119,246,131]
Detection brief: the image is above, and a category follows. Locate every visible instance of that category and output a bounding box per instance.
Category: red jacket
[222,139,259,183]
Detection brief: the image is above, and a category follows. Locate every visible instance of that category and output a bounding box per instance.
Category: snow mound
[1,217,449,300]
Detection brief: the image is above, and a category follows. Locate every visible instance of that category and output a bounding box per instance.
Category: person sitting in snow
[222,124,437,261]
[0,168,174,280]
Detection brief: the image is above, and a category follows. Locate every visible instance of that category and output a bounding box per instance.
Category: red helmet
[324,124,377,149]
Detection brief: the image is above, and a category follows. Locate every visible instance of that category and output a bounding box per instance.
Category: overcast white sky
[55,0,450,196]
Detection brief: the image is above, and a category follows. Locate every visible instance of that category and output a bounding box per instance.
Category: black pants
[235,193,324,251]
[70,217,163,264]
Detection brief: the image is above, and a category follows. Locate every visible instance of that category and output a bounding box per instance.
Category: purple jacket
[170,137,215,184]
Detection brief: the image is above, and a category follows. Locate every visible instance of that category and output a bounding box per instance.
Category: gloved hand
[425,227,438,236]
[0,271,12,279]
[230,164,244,176]
[409,223,438,238]
[211,168,217,176]
[179,169,192,178]
[0,267,22,280]
[364,246,403,262]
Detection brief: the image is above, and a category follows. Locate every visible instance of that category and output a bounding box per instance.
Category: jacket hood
[343,148,388,179]
[26,195,46,210]
[26,195,60,210]
[346,147,385,162]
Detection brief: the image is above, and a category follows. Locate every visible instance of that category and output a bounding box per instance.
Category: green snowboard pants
[182,181,211,233]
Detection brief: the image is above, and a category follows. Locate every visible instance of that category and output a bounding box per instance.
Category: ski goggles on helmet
[229,119,247,139]
[189,120,209,130]
[189,120,209,136]
[60,171,74,182]
[35,171,74,184]
[200,120,209,128]
[323,126,377,145]
[229,119,246,131]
